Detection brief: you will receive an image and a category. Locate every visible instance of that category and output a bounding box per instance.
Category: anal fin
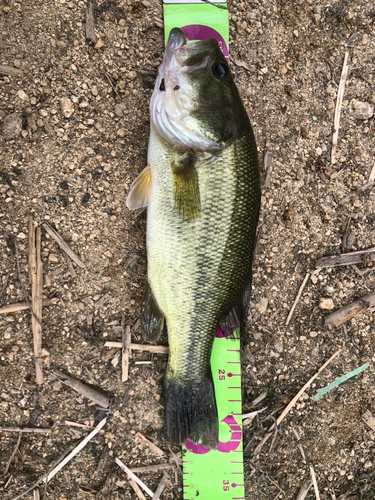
[141,283,165,342]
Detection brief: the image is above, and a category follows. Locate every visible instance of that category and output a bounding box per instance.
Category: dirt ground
[1,0,375,498]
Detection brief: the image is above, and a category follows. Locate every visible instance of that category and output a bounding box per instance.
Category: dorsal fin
[126,165,152,210]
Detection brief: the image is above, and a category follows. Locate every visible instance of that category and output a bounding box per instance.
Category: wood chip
[43,223,86,268]
[0,65,23,77]
[43,418,107,484]
[315,248,375,269]
[115,457,154,497]
[253,349,341,455]
[135,433,165,457]
[309,465,320,500]
[129,479,147,500]
[324,290,375,327]
[0,298,58,315]
[296,481,313,500]
[153,473,169,500]
[30,224,43,385]
[50,369,111,408]
[331,52,349,165]
[85,0,97,44]
[362,410,375,431]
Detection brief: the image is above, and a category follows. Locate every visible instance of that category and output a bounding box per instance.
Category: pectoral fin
[142,283,165,342]
[126,165,152,210]
[171,152,200,221]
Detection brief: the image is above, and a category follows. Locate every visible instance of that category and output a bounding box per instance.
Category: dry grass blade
[3,434,21,476]
[129,479,147,500]
[43,418,107,484]
[0,427,51,434]
[135,433,165,457]
[104,341,169,353]
[310,465,320,500]
[253,349,341,455]
[43,223,86,268]
[331,52,349,165]
[33,489,40,500]
[325,290,375,327]
[32,226,43,385]
[130,464,175,474]
[0,298,57,315]
[285,273,310,326]
[115,458,154,497]
[122,325,131,382]
[153,472,169,500]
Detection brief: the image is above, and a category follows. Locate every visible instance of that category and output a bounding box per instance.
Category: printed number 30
[219,369,225,381]
[223,479,229,491]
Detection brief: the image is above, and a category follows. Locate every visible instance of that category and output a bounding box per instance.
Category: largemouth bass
[127,28,260,448]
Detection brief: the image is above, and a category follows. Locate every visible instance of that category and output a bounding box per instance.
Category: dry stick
[201,0,228,10]
[369,163,375,182]
[296,481,313,500]
[32,226,43,385]
[285,273,310,326]
[50,369,111,408]
[63,252,77,278]
[135,433,165,457]
[115,458,154,497]
[315,248,375,269]
[309,465,320,500]
[129,480,147,500]
[0,65,23,76]
[43,223,86,268]
[64,421,95,431]
[105,341,169,354]
[325,290,375,327]
[85,0,97,43]
[339,180,374,205]
[253,349,341,455]
[43,418,106,484]
[3,433,21,476]
[130,464,175,474]
[104,72,120,98]
[153,473,169,500]
[331,52,349,165]
[0,299,57,315]
[33,490,40,500]
[122,325,131,382]
[0,427,51,434]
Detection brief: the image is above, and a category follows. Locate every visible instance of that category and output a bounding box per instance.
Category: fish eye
[212,63,228,78]
[159,78,165,91]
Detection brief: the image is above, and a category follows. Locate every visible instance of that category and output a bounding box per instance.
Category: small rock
[61,97,74,118]
[281,394,290,405]
[39,109,48,117]
[57,40,67,49]
[127,70,137,80]
[13,59,21,68]
[49,254,59,263]
[256,297,268,313]
[79,101,89,108]
[91,85,98,96]
[349,100,374,120]
[300,125,308,138]
[319,297,334,310]
[364,460,372,469]
[118,18,126,27]
[95,38,104,49]
[293,29,299,37]
[280,65,288,75]
[30,97,37,106]
[310,331,319,338]
[17,90,28,100]
[2,113,22,140]
[3,5,11,12]
[52,380,62,391]
[114,102,127,117]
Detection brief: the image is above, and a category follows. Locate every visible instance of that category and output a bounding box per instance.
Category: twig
[105,341,169,353]
[130,464,175,474]
[309,465,320,500]
[324,291,375,327]
[269,427,278,453]
[0,427,51,434]
[50,369,111,408]
[43,223,86,268]
[93,445,109,475]
[115,458,154,497]
[33,489,40,500]
[242,407,267,426]
[3,434,21,476]
[31,226,43,385]
[243,391,267,411]
[295,481,312,500]
[264,140,273,188]
[129,480,147,500]
[0,298,58,315]
[85,0,97,44]
[0,65,23,77]
[43,418,106,484]
[339,180,374,205]
[369,163,375,182]
[331,52,349,165]
[315,248,375,269]
[253,349,341,455]
[264,470,285,498]
[285,273,310,325]
[63,252,77,278]
[153,473,169,500]
[135,433,165,457]
[104,72,120,98]
[201,0,228,10]
[122,325,131,382]
[297,444,306,463]
[64,421,95,431]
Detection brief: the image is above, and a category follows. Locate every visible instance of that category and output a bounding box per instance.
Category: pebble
[364,460,372,469]
[39,109,48,117]
[95,38,104,49]
[114,102,127,117]
[256,297,268,313]
[118,18,126,27]
[61,97,75,118]
[13,59,21,68]
[17,90,28,100]
[319,298,334,310]
[1,113,22,140]
[49,254,59,263]
[127,70,137,81]
[349,100,374,120]
[91,85,98,96]
[30,97,37,105]
[57,40,67,49]
[281,394,290,404]
[310,331,319,338]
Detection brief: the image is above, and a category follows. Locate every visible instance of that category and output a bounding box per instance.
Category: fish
[126,28,261,448]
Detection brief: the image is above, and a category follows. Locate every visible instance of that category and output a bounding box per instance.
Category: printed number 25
[223,480,229,491]
[219,369,225,381]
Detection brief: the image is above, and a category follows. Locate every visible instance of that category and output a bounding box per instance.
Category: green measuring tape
[163,3,245,498]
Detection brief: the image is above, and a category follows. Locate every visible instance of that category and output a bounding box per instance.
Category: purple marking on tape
[181,24,229,62]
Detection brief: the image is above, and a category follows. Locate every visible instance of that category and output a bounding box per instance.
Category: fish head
[150,28,248,151]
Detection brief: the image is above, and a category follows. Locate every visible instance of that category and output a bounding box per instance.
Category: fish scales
[126,28,260,448]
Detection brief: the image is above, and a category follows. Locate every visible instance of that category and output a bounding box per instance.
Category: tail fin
[164,372,218,449]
